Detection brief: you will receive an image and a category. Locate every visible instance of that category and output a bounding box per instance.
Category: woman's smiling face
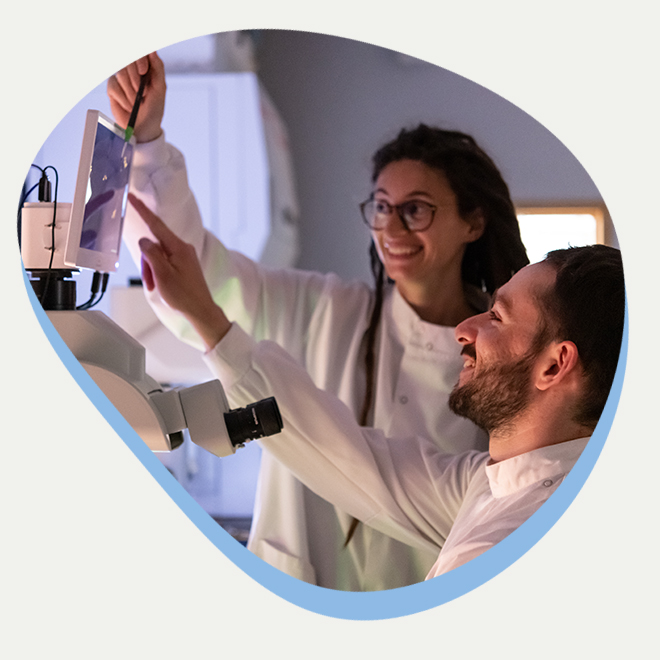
[371,159,483,295]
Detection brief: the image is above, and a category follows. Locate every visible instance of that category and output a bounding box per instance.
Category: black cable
[17,164,47,247]
[77,272,110,310]
[23,182,40,201]
[17,183,39,248]
[37,166,59,307]
[77,272,102,310]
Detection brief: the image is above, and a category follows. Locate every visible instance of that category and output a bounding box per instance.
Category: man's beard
[448,347,538,434]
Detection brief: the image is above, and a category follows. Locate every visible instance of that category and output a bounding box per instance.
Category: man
[131,194,625,577]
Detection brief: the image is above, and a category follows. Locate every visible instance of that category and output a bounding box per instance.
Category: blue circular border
[25,268,628,620]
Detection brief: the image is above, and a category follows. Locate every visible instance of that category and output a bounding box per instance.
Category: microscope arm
[47,309,259,455]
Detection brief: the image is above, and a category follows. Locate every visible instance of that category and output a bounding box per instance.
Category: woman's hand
[107,52,166,144]
[128,194,232,350]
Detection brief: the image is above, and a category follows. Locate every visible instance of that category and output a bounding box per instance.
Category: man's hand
[129,193,232,350]
[107,52,166,144]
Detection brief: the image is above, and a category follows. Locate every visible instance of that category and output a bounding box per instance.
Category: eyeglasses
[359,197,437,232]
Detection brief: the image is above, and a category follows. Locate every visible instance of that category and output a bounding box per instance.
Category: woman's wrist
[136,127,164,144]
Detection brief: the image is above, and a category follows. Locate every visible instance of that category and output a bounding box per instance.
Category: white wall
[255,30,613,283]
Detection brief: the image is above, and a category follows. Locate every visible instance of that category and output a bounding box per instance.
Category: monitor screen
[64,109,134,272]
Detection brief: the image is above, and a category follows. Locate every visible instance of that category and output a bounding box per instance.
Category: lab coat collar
[485,437,590,498]
[389,284,490,347]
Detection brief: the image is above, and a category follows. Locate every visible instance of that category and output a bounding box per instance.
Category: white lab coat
[205,323,590,578]
[122,135,488,590]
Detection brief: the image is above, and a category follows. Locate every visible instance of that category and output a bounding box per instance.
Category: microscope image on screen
[79,122,133,256]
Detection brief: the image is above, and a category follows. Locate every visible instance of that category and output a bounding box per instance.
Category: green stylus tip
[125,126,134,142]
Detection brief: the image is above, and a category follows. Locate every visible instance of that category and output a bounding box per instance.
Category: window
[516,207,605,264]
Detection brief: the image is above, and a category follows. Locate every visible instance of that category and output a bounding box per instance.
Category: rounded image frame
[21,29,628,621]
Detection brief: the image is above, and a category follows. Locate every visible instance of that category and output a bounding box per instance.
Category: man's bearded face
[448,342,540,433]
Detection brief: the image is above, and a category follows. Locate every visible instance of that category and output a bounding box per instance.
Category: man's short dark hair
[540,245,625,427]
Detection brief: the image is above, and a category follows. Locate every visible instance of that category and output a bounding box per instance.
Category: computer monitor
[63,109,135,273]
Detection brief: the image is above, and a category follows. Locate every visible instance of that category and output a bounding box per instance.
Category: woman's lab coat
[122,135,488,590]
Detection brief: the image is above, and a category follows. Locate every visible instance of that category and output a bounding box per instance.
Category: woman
[109,52,529,590]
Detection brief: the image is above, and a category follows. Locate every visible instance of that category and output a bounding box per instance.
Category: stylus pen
[124,70,149,142]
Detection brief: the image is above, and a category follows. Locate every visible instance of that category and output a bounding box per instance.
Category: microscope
[20,109,282,456]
